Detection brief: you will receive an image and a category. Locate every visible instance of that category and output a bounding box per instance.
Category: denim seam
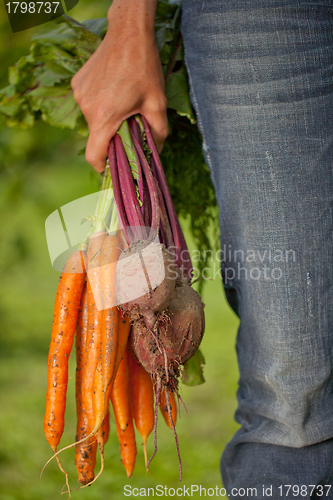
[182,47,218,193]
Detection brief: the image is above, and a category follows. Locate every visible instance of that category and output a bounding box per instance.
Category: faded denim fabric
[181,0,333,497]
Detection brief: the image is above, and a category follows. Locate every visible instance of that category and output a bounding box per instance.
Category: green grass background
[0,1,240,498]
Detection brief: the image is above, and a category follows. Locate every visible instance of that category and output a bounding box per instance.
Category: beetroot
[128,318,181,392]
[128,281,205,387]
[167,282,205,364]
[115,240,177,328]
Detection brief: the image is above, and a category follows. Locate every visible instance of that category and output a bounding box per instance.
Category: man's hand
[71,0,168,172]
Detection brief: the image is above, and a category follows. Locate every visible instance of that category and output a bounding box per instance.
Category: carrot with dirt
[111,349,130,431]
[111,348,137,477]
[43,249,86,490]
[128,354,154,468]
[71,231,108,489]
[76,230,122,488]
[102,407,110,444]
[73,230,127,483]
[91,361,106,485]
[99,234,122,408]
[75,232,107,486]
[111,309,132,382]
[81,232,106,440]
[114,403,137,478]
[75,284,97,485]
[159,388,177,430]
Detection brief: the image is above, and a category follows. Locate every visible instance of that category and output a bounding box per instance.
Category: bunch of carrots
[43,233,177,490]
[42,115,199,494]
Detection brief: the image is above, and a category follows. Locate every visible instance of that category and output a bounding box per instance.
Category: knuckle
[148,96,167,115]
[72,88,81,104]
[70,74,76,89]
[85,149,97,167]
[70,74,79,92]
[160,125,169,141]
[79,98,90,115]
[160,94,168,111]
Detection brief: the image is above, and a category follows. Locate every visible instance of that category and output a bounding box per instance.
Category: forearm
[71,0,168,172]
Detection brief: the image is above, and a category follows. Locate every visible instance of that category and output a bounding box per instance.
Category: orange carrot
[99,235,121,409]
[44,249,86,452]
[71,232,107,490]
[82,232,106,437]
[92,361,104,435]
[114,407,137,478]
[159,389,177,430]
[102,406,110,445]
[128,355,154,468]
[92,363,106,478]
[78,359,105,490]
[94,417,105,485]
[75,284,97,485]
[111,346,137,478]
[111,349,130,431]
[101,307,118,400]
[78,234,122,488]
[106,310,131,404]
[113,310,132,377]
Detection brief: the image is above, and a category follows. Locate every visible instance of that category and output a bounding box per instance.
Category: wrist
[107,0,158,35]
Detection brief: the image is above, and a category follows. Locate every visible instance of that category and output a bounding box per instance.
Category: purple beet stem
[142,116,193,278]
[108,139,130,244]
[154,175,174,250]
[114,133,145,241]
[132,135,160,240]
[149,155,178,253]
[128,117,147,220]
[128,119,174,248]
[128,116,143,149]
[141,174,152,228]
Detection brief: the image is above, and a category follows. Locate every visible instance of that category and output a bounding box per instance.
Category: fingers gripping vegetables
[43,115,205,493]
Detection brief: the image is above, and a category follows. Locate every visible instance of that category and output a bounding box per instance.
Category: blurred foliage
[0,0,105,208]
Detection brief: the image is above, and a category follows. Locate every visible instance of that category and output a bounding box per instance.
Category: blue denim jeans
[181,1,333,498]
